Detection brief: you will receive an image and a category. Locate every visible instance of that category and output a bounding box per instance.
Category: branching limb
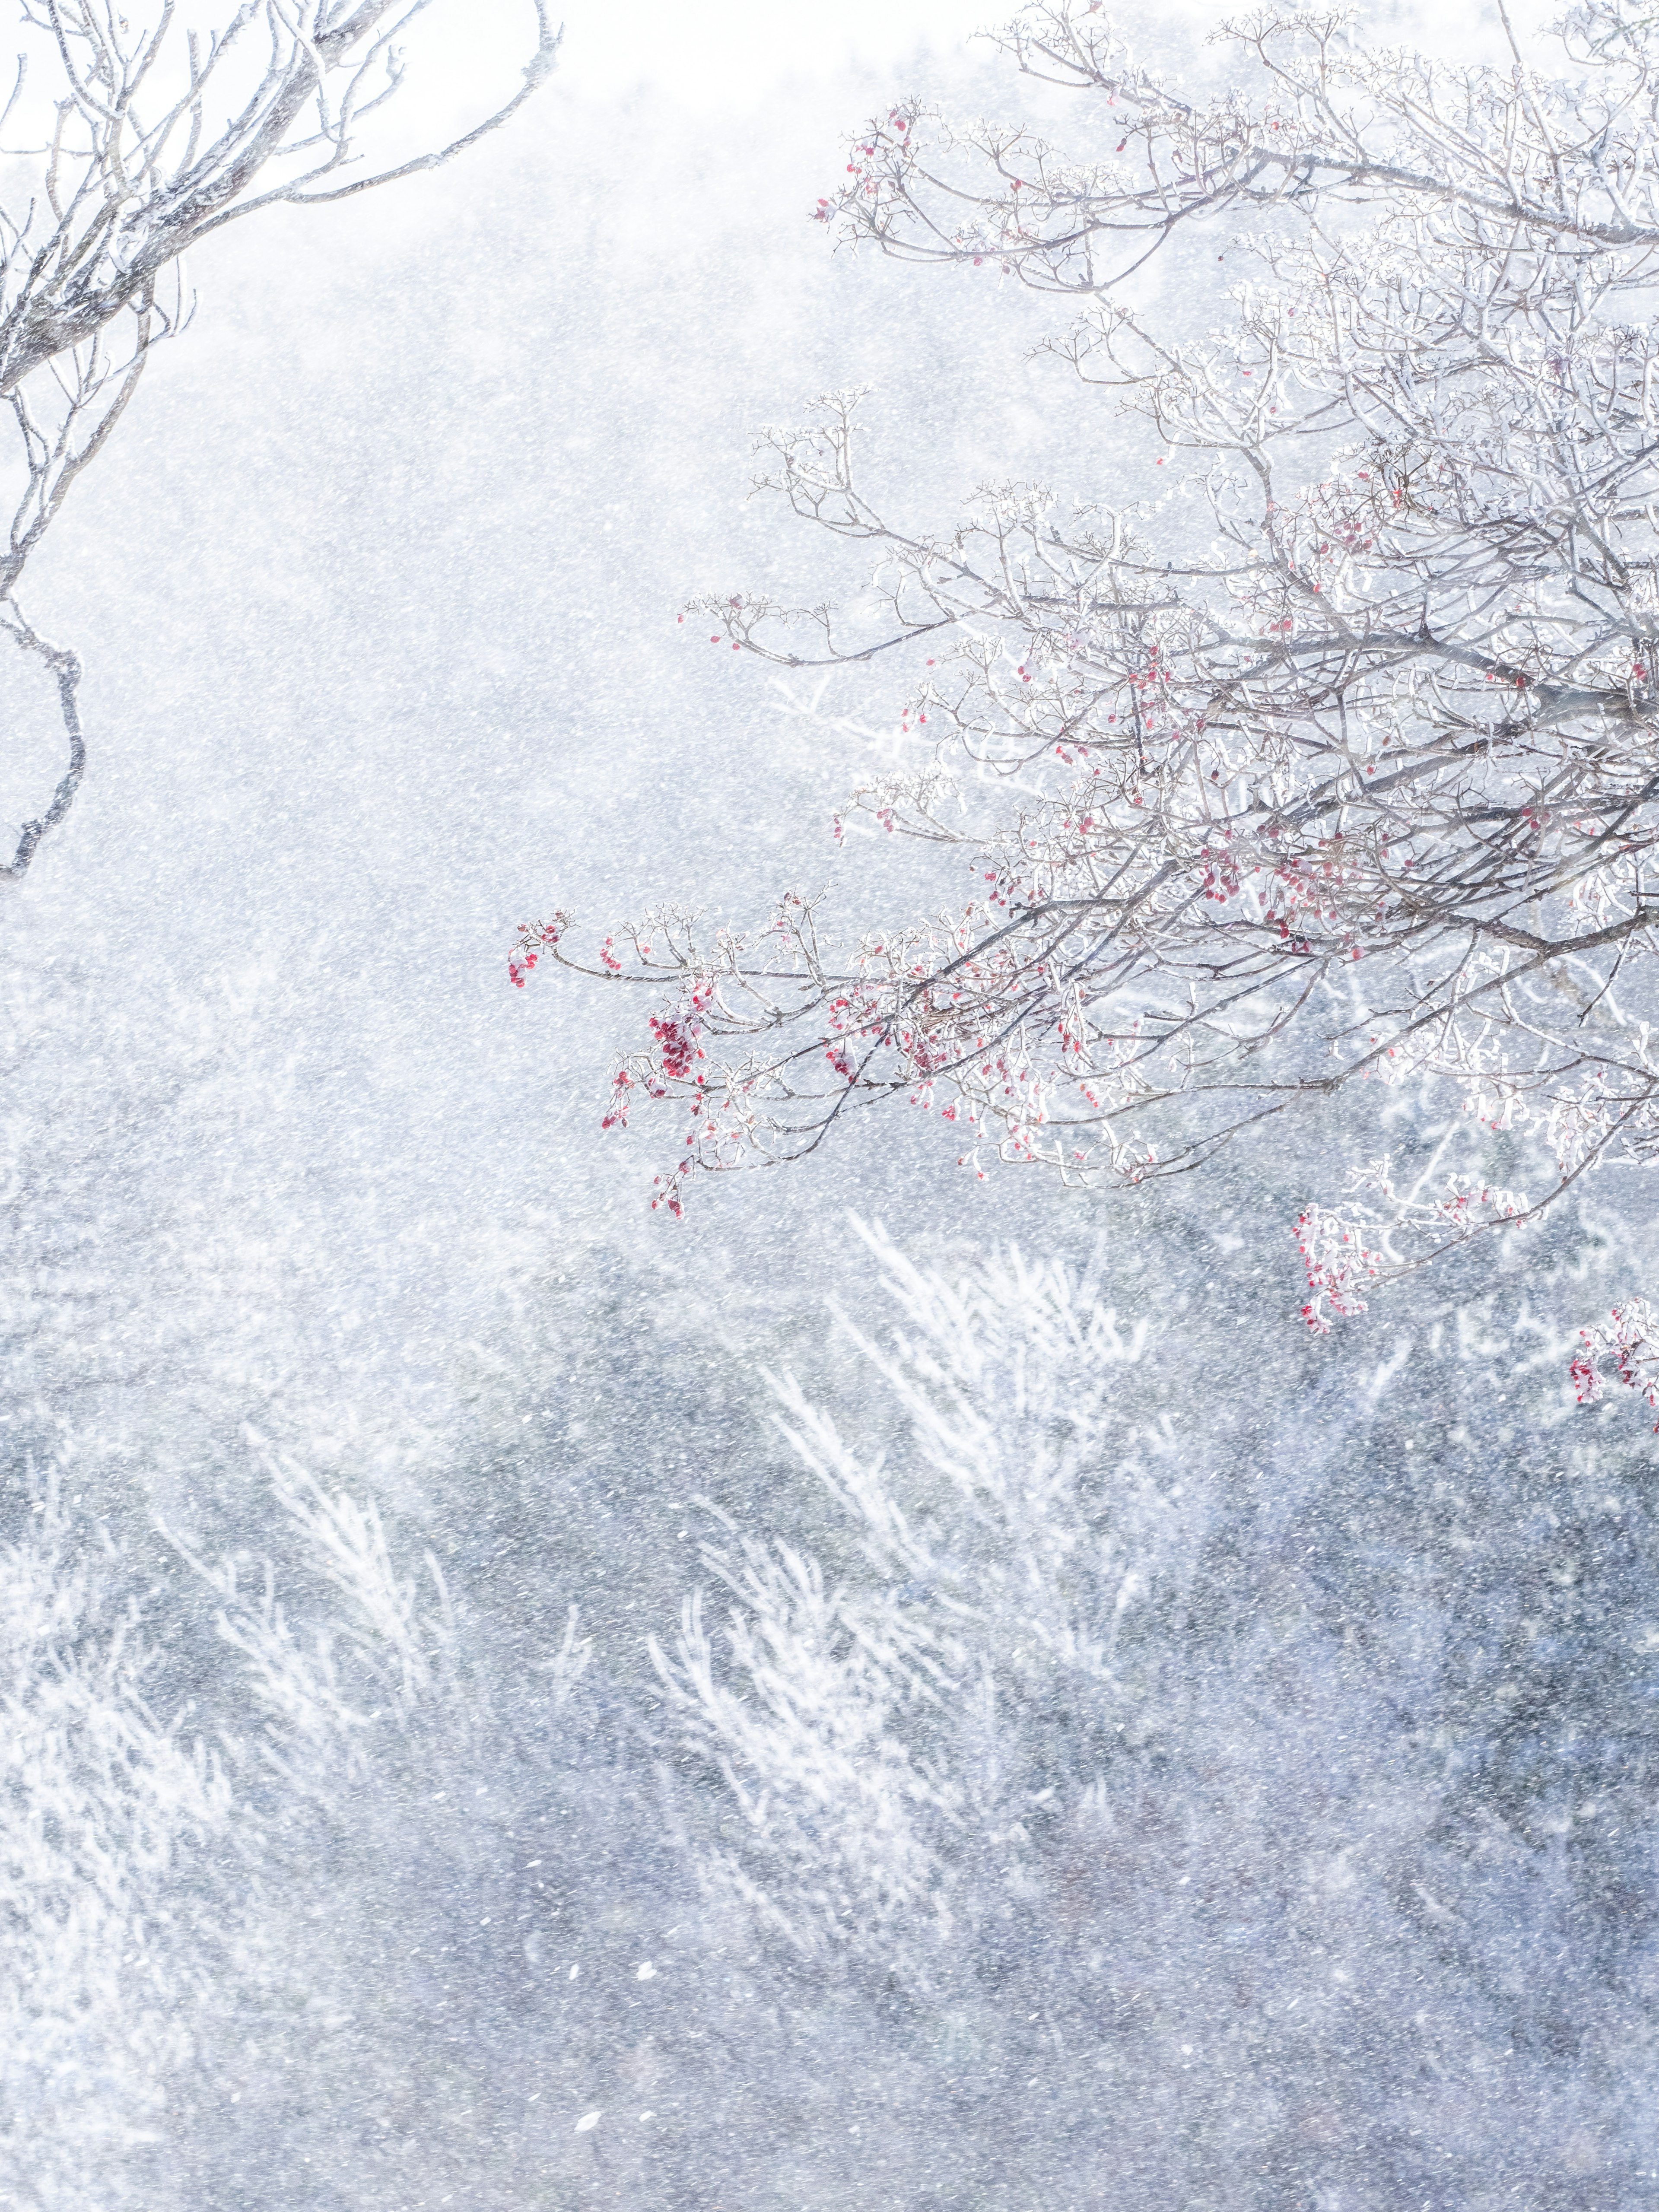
[0,0,560,882]
[524,0,1659,1368]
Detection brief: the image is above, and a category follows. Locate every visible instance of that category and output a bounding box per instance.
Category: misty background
[2,1,1656,2206]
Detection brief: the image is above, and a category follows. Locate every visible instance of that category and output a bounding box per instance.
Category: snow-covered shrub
[656,1227,1182,1976]
[0,1479,231,2210]
[8,1197,1659,2210]
[655,1218,1659,2206]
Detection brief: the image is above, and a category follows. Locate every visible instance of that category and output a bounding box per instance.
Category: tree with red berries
[0,0,557,884]
[523,0,1659,1371]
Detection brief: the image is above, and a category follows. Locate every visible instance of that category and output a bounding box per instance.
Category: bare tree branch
[0,0,559,882]
[527,2,1659,1348]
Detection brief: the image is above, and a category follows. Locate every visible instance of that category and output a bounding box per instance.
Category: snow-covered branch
[0,0,558,880]
[523,1,1659,1372]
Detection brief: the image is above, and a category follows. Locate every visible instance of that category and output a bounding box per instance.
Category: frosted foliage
[657,1229,1175,1969]
[0,1450,490,2210]
[0,1492,230,2207]
[2,1209,1658,2203]
[174,1453,461,1791]
[655,1224,1659,2198]
[534,0,1659,1363]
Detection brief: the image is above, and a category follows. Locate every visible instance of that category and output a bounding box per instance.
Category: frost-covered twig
[523,2,1659,1356]
[1571,1295,1659,1422]
[0,1,558,880]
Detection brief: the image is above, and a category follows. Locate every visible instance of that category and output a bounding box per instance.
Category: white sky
[546,0,1533,108]
[557,0,979,104]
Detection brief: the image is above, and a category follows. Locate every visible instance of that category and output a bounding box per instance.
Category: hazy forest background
[3,1,1656,2206]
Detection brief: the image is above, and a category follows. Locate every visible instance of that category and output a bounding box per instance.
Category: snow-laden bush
[657,1219,1659,2204]
[6,1210,1658,2208]
[657,1228,1182,1973]
[0,1480,230,2209]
